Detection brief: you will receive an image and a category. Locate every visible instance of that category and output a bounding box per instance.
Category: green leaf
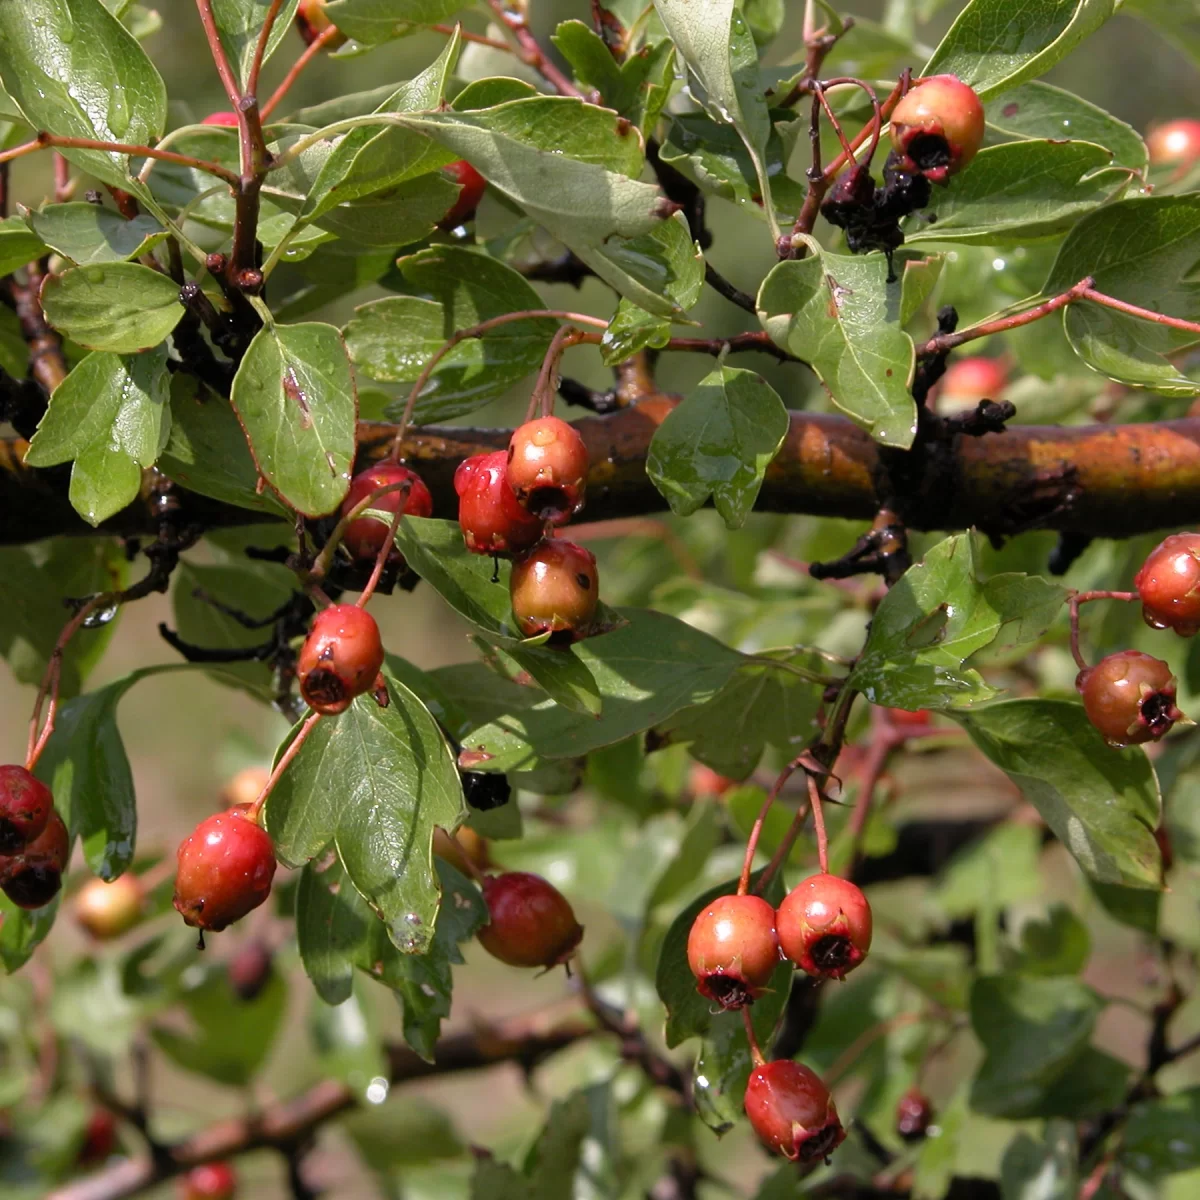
[24,347,171,526]
[27,202,165,265]
[933,824,1043,918]
[0,216,50,275]
[1121,1088,1200,1177]
[0,893,60,974]
[39,263,183,354]
[297,854,376,1006]
[950,700,1162,889]
[322,0,461,44]
[1000,1123,1079,1200]
[1044,195,1200,395]
[211,0,301,89]
[1011,905,1091,977]
[899,253,945,325]
[646,365,788,528]
[922,0,1116,101]
[0,0,165,192]
[1089,879,1161,935]
[848,533,1067,709]
[758,250,917,448]
[229,321,357,517]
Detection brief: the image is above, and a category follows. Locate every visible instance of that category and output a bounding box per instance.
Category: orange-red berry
[890,74,985,184]
[1147,119,1200,167]
[455,450,544,555]
[777,873,873,979]
[173,808,276,933]
[201,112,238,127]
[509,539,598,642]
[1076,651,1183,748]
[744,1060,845,1162]
[339,464,432,563]
[506,416,589,525]
[295,0,345,48]
[686,894,780,1010]
[689,763,737,797]
[440,160,487,228]
[1136,533,1200,636]
[297,604,385,715]
[73,873,145,940]
[179,1161,237,1200]
[0,764,52,854]
[477,871,583,968]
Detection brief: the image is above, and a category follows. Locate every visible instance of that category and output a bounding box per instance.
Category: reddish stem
[755,796,812,896]
[484,0,582,98]
[53,154,71,203]
[428,24,512,51]
[739,753,815,894]
[1080,287,1200,336]
[0,135,240,187]
[1068,589,1138,671]
[247,710,323,823]
[246,0,286,97]
[261,24,341,119]
[195,0,242,106]
[356,489,411,608]
[809,773,830,874]
[530,325,585,421]
[742,1007,766,1067]
[822,75,904,181]
[814,85,858,163]
[308,479,415,582]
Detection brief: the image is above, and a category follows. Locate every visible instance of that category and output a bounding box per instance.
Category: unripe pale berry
[440,160,487,228]
[339,464,433,563]
[178,1161,237,1200]
[297,604,385,715]
[686,893,780,1010]
[777,873,873,979]
[2,810,69,909]
[0,764,52,853]
[455,450,544,555]
[220,765,271,810]
[890,74,985,184]
[1147,119,1200,167]
[1076,651,1183,747]
[1135,533,1200,635]
[295,0,345,48]
[509,539,598,642]
[506,416,589,524]
[477,871,583,968]
[73,873,144,940]
[744,1060,845,1162]
[433,826,490,876]
[896,1087,934,1141]
[173,808,276,932]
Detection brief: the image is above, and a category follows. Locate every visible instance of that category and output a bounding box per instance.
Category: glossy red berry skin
[73,873,144,940]
[0,764,52,854]
[935,357,1007,414]
[455,451,544,555]
[78,1109,117,1166]
[887,707,932,728]
[1136,533,1200,635]
[296,0,346,48]
[173,808,276,933]
[509,539,599,642]
[179,1161,237,1200]
[339,464,433,562]
[690,763,737,797]
[440,160,487,228]
[890,74,985,184]
[506,416,589,525]
[1076,651,1183,748]
[777,874,873,979]
[896,1087,934,1141]
[201,112,238,127]
[477,871,583,968]
[297,604,385,715]
[744,1060,845,1163]
[686,894,780,1010]
[1,810,69,909]
[1147,119,1200,167]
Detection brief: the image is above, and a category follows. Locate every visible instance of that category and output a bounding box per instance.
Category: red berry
[890,74,985,184]
[509,539,598,642]
[744,1060,845,1163]
[1135,532,1200,635]
[228,939,274,1002]
[220,765,270,809]
[440,160,487,228]
[1076,651,1183,748]
[0,764,52,853]
[477,871,583,968]
[896,1087,934,1141]
[201,112,238,127]
[886,707,932,728]
[295,0,345,47]
[1147,119,1200,167]
[506,416,589,525]
[179,1161,237,1200]
[173,808,276,932]
[78,1109,117,1166]
[297,604,385,715]
[686,894,780,1011]
[73,873,144,940]
[935,356,1007,414]
[1,810,69,909]
[455,450,544,555]
[339,464,433,562]
[777,873,873,979]
[690,763,737,797]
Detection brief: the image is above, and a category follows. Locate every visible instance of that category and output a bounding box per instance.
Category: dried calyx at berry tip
[1,809,70,910]
[744,1059,846,1163]
[889,74,985,184]
[297,604,386,715]
[339,464,432,563]
[1076,650,1185,748]
[440,160,488,228]
[455,450,544,556]
[507,416,590,525]
[73,873,145,940]
[179,1160,237,1200]
[173,807,277,933]
[686,893,780,1011]
[777,873,873,979]
[1136,532,1200,636]
[477,871,583,969]
[0,764,52,854]
[510,539,599,643]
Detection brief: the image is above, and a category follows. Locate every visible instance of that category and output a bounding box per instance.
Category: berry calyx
[78,1109,117,1166]
[1,810,69,909]
[1147,119,1200,167]
[295,0,345,48]
[506,416,589,524]
[440,160,488,228]
[935,356,1007,414]
[339,464,433,563]
[173,808,276,932]
[1135,532,1200,635]
[777,873,873,979]
[201,112,238,127]
[509,539,598,642]
[889,74,985,184]
[73,873,145,940]
[0,764,52,853]
[686,893,780,1010]
[179,1161,237,1200]
[744,1060,845,1162]
[455,450,544,555]
[477,871,583,968]
[896,1087,934,1141]
[297,604,386,715]
[1076,651,1184,748]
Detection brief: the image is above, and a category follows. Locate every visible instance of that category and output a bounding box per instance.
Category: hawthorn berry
[297,604,386,715]
[440,160,488,228]
[1135,532,1200,635]
[173,807,276,932]
[1076,651,1184,748]
[220,765,271,810]
[77,1109,117,1166]
[936,356,1007,414]
[433,826,490,876]
[890,74,985,184]
[295,0,346,48]
[201,111,239,127]
[477,871,583,968]
[509,539,598,642]
[339,463,433,562]
[896,1087,934,1141]
[455,450,544,555]
[887,707,932,728]
[744,1060,845,1162]
[73,873,144,940]
[690,763,737,797]
[777,873,873,979]
[506,416,589,524]
[0,764,52,854]
[179,1161,237,1200]
[686,894,780,1010]
[228,939,275,1002]
[1147,119,1200,167]
[1,810,69,909]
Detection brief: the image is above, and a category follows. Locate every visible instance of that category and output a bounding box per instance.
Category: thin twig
[261,24,342,119]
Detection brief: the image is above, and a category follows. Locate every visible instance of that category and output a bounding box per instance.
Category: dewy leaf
[211,0,300,88]
[1044,195,1200,395]
[951,699,1162,890]
[1121,1087,1200,1178]
[0,0,166,194]
[24,347,171,527]
[758,250,917,448]
[646,365,788,528]
[229,321,357,517]
[40,263,183,354]
[849,533,1067,709]
[322,0,462,44]
[922,0,1116,101]
[27,202,166,265]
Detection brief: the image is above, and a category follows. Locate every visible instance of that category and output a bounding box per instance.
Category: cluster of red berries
[456,415,599,643]
[0,765,69,909]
